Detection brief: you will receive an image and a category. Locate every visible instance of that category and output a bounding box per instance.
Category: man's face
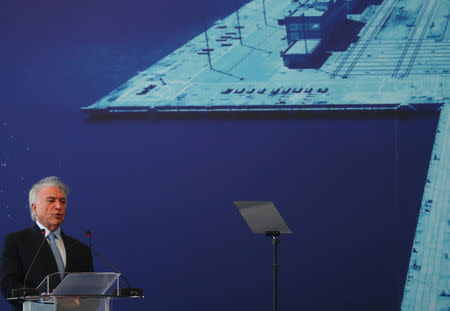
[32,186,66,232]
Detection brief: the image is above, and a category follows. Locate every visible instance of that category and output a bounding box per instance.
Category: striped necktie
[48,232,65,279]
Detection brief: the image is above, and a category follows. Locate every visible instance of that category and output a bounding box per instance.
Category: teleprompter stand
[234,201,292,311]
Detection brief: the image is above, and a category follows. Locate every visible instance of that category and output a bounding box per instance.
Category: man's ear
[32,203,38,216]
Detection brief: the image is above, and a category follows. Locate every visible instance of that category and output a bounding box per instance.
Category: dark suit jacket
[1,225,94,310]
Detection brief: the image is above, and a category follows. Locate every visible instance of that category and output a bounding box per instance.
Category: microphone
[85,230,143,297]
[12,229,46,297]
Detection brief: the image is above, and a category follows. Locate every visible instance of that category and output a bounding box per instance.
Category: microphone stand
[86,231,143,297]
[12,229,46,297]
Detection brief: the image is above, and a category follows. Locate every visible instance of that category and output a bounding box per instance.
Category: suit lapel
[62,231,73,271]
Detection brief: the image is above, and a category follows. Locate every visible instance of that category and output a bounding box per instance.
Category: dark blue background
[0,1,439,310]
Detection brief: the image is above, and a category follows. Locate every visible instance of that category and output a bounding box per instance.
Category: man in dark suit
[0,176,94,310]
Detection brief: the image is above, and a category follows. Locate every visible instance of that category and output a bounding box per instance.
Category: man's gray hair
[29,176,70,221]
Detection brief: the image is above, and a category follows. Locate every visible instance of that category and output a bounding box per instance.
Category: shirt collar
[35,220,62,240]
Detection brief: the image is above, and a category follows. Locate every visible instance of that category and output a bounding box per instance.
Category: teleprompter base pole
[266,231,280,311]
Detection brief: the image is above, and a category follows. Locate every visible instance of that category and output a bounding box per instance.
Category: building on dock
[279,0,347,68]
[345,0,363,11]
[280,39,322,68]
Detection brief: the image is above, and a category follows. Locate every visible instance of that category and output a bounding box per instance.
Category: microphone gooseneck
[12,229,46,297]
[85,230,143,297]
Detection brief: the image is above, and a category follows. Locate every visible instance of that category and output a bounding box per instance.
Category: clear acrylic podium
[10,272,142,311]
